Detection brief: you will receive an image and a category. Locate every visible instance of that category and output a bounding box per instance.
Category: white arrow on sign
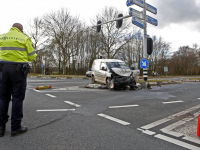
[129,7,143,20]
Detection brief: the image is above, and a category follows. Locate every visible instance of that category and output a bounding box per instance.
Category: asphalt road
[0,77,200,150]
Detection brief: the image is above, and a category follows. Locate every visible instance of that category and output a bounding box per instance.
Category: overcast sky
[1,0,200,51]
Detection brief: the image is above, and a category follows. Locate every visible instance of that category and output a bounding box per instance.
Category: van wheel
[106,78,110,89]
[91,76,95,83]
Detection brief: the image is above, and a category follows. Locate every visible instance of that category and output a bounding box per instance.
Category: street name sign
[132,16,144,29]
[129,7,143,19]
[140,59,149,69]
[146,15,158,26]
[126,0,157,15]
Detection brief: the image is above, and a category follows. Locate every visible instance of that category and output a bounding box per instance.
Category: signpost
[127,0,158,82]
[41,64,44,74]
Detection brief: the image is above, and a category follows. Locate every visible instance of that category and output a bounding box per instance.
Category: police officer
[0,23,37,137]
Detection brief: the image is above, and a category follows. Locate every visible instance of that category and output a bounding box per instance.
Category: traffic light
[97,21,101,33]
[147,38,153,55]
[116,14,123,29]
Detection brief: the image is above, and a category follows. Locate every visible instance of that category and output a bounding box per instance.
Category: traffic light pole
[143,0,148,82]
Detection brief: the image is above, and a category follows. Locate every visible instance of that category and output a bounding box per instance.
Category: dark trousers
[0,66,27,131]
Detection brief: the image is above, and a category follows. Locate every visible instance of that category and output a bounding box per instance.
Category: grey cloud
[152,0,200,28]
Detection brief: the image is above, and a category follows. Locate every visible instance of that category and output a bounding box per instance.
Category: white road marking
[141,118,171,130]
[33,89,41,92]
[162,100,184,104]
[197,98,200,100]
[155,134,200,150]
[109,105,139,109]
[160,120,186,137]
[46,94,56,98]
[97,113,130,126]
[137,128,156,135]
[36,109,75,112]
[182,136,200,145]
[64,101,81,107]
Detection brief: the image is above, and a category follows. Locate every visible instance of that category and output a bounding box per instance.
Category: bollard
[35,85,52,90]
[197,114,200,137]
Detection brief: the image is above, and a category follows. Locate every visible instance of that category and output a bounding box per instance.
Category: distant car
[86,69,92,77]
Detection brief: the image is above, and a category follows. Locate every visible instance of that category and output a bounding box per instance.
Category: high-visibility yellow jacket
[0,27,37,63]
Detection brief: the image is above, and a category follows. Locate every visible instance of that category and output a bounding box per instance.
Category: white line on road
[109,105,139,109]
[36,109,75,112]
[46,94,56,98]
[162,100,184,104]
[33,89,41,92]
[197,98,200,100]
[182,136,200,145]
[155,134,200,150]
[64,101,81,107]
[141,118,171,130]
[137,128,156,135]
[97,113,130,126]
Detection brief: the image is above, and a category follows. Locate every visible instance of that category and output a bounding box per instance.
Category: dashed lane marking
[64,101,81,107]
[97,113,130,126]
[155,134,200,150]
[36,109,75,112]
[162,100,184,104]
[46,94,56,98]
[109,105,139,109]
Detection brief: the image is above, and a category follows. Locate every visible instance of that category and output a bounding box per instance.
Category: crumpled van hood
[111,68,131,76]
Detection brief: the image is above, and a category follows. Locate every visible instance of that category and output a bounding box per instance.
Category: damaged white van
[91,59,140,90]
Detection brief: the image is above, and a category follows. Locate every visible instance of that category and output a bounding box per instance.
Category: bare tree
[26,17,45,73]
[91,7,132,59]
[43,8,84,74]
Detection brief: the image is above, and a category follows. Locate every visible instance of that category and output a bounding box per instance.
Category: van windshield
[106,62,129,70]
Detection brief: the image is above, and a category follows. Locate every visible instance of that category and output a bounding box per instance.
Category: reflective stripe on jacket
[0,27,37,63]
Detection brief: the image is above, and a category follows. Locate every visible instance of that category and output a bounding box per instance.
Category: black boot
[11,126,28,137]
[0,124,6,137]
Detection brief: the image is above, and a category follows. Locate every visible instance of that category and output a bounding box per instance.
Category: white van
[91,59,140,90]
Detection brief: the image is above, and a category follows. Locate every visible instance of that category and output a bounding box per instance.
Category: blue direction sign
[129,7,143,19]
[140,59,149,69]
[129,0,144,8]
[132,16,144,29]
[146,3,157,15]
[41,64,44,68]
[126,0,133,7]
[126,0,157,15]
[146,15,158,26]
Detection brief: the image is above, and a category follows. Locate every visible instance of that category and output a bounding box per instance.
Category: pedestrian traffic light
[116,14,123,29]
[97,21,101,33]
[147,38,153,55]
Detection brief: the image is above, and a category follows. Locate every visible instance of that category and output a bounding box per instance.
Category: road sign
[127,0,157,15]
[164,67,168,72]
[146,3,157,15]
[146,15,158,26]
[126,0,133,7]
[132,16,144,29]
[41,64,44,68]
[140,59,149,69]
[129,8,143,19]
